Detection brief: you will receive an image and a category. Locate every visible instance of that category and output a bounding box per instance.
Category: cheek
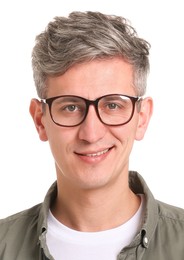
[46,126,76,160]
[109,126,137,172]
[110,120,138,144]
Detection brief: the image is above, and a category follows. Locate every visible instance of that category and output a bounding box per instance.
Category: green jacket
[0,171,184,259]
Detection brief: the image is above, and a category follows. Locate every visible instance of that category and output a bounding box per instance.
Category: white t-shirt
[46,195,145,260]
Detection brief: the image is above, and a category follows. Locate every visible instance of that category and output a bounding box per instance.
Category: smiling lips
[76,147,112,158]
[84,148,110,157]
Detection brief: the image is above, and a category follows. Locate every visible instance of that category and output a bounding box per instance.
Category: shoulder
[142,200,184,259]
[0,203,42,243]
[0,204,43,258]
[0,204,41,222]
[156,200,184,238]
[157,200,184,222]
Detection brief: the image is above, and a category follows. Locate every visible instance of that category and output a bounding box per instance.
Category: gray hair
[32,11,150,98]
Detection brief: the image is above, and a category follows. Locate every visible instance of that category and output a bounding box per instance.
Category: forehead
[46,57,135,98]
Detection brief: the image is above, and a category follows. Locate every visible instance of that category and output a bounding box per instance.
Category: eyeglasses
[41,94,142,127]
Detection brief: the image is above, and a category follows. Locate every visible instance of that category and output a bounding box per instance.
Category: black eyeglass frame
[41,94,142,127]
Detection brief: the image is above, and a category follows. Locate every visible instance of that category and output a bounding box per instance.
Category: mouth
[82,148,110,157]
[75,147,113,158]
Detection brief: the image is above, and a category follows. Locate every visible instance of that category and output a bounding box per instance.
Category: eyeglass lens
[48,95,137,127]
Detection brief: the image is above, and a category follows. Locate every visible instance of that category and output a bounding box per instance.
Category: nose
[78,105,107,143]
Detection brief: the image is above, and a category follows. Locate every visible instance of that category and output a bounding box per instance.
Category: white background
[0,0,183,218]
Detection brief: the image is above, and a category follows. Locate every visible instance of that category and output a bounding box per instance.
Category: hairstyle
[32,11,150,98]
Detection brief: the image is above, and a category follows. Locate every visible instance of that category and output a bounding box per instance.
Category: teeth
[85,149,109,157]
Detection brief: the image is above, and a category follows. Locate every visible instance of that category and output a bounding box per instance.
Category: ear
[135,97,153,141]
[29,98,48,141]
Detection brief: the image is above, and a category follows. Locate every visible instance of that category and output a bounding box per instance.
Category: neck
[51,173,140,232]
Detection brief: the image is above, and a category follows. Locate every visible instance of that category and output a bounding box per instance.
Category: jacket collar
[37,171,158,251]
[128,171,158,249]
[37,182,57,259]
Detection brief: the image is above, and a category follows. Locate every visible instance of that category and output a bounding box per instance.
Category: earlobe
[29,98,48,141]
[135,97,153,141]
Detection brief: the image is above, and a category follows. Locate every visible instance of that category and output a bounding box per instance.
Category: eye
[107,103,118,109]
[104,101,123,111]
[61,103,86,115]
[64,104,78,112]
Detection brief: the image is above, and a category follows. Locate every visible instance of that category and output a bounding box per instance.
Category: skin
[30,57,153,232]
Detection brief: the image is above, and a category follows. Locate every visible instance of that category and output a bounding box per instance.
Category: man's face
[30,57,152,191]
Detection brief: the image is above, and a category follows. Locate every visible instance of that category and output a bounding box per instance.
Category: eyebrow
[54,96,84,103]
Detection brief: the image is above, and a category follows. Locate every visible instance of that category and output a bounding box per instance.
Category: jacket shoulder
[141,200,184,259]
[157,200,184,222]
[0,203,41,228]
[155,200,184,250]
[0,203,42,258]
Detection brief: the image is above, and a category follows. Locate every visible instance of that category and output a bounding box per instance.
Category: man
[0,11,184,260]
